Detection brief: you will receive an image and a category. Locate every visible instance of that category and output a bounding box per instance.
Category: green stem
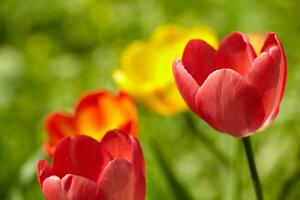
[184,112,229,167]
[242,137,264,200]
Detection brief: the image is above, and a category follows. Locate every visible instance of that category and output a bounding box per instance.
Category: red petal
[97,159,134,200]
[259,32,287,125]
[214,32,256,76]
[173,60,200,114]
[130,137,146,200]
[195,69,265,137]
[132,169,146,200]
[37,160,53,187]
[247,46,281,127]
[52,135,104,181]
[45,112,76,156]
[182,39,216,85]
[100,130,133,164]
[100,131,146,200]
[61,174,97,200]
[129,136,145,176]
[42,176,65,200]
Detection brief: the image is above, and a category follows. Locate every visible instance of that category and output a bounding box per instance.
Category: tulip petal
[37,160,53,187]
[97,159,134,200]
[130,137,146,200]
[100,130,133,163]
[74,92,109,139]
[132,169,146,200]
[129,136,145,176]
[195,69,265,137]
[74,92,137,140]
[61,174,97,200]
[261,33,287,78]
[117,92,138,136]
[247,46,281,128]
[101,131,146,200]
[214,32,256,76]
[182,39,216,86]
[42,176,65,200]
[173,60,200,113]
[52,135,103,181]
[101,130,145,174]
[45,112,76,156]
[259,33,287,125]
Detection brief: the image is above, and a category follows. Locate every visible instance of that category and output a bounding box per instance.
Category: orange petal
[74,91,137,140]
[117,92,138,136]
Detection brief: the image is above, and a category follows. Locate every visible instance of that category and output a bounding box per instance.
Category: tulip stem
[184,112,229,167]
[242,136,264,200]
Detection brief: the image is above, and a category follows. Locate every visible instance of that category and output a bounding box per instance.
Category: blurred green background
[0,0,300,199]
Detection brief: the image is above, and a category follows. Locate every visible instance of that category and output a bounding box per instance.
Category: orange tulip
[44,90,138,156]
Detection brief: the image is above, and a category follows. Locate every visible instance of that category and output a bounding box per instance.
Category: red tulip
[173,32,287,137]
[37,130,145,200]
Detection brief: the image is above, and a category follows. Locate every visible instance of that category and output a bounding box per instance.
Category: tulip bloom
[45,91,137,156]
[173,32,287,137]
[37,130,145,200]
[113,24,218,115]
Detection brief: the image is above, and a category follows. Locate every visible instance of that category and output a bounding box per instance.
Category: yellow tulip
[113,24,218,115]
